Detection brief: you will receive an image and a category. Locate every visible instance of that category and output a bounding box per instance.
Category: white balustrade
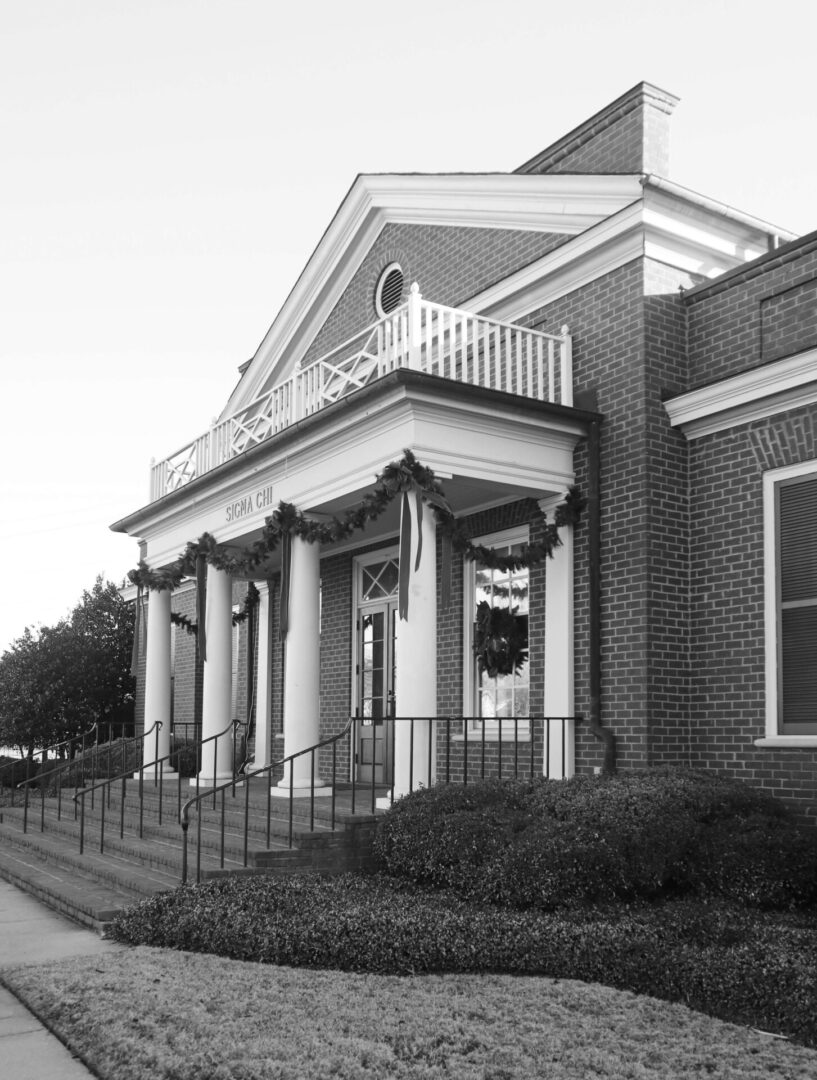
[150,287,572,500]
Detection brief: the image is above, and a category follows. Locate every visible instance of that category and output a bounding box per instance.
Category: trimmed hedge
[109,874,817,1047]
[373,770,817,910]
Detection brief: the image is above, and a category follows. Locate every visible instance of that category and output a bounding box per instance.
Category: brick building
[113,82,817,820]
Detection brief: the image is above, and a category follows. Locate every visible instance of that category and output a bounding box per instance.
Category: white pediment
[222,173,646,417]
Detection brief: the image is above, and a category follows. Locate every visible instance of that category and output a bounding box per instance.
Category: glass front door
[357,601,397,783]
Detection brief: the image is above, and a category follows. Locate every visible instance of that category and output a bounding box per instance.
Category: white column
[387,498,437,802]
[252,581,273,768]
[195,565,235,786]
[542,494,575,779]
[274,536,330,796]
[141,588,174,774]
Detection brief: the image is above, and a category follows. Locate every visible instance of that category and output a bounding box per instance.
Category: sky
[1,0,815,653]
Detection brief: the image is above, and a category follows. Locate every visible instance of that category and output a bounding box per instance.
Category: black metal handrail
[14,721,146,834]
[178,714,581,885]
[0,718,117,801]
[72,718,244,856]
[180,718,356,884]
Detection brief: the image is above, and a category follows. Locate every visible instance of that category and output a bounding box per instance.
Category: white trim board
[665,348,817,439]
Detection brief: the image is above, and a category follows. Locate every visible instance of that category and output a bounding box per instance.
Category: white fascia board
[464,203,646,321]
[665,348,817,439]
[466,188,780,324]
[226,174,644,414]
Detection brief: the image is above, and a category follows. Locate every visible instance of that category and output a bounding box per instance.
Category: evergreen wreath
[473,601,529,678]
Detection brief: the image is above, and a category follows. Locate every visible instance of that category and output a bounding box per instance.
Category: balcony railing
[150,285,573,501]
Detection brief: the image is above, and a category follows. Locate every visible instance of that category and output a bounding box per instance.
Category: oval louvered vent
[375,263,404,316]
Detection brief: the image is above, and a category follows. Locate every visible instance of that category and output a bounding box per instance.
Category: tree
[0,577,135,757]
[0,629,62,757]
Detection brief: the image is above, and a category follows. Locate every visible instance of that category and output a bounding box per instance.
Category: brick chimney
[516,81,679,178]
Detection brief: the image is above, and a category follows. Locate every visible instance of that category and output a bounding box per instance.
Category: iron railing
[0,719,128,799]
[3,721,144,834]
[179,715,579,885]
[72,719,245,855]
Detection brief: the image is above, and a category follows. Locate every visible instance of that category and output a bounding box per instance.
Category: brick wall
[170,584,200,739]
[761,277,817,362]
[517,261,652,770]
[517,83,677,177]
[685,233,817,385]
[686,406,817,823]
[301,223,569,368]
[642,261,697,765]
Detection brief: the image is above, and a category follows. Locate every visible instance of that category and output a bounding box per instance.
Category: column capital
[538,490,573,518]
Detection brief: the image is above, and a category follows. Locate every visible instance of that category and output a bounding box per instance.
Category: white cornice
[226,174,644,414]
[665,348,817,439]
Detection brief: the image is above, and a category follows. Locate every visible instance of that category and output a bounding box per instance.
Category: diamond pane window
[361,558,400,601]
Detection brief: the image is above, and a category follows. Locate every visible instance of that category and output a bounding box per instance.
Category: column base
[271,780,333,799]
[133,768,178,780]
[190,771,236,788]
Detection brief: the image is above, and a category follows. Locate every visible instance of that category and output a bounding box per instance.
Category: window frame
[462,525,531,737]
[759,460,817,746]
[351,546,400,719]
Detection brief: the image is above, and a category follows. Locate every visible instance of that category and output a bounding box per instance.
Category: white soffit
[665,348,817,438]
[227,173,644,413]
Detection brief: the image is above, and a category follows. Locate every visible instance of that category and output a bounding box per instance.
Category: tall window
[765,463,817,737]
[466,528,530,721]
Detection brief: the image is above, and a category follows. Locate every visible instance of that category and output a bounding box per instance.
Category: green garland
[129,450,583,591]
[170,583,259,637]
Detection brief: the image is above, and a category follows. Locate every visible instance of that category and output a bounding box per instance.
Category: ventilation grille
[376,264,404,316]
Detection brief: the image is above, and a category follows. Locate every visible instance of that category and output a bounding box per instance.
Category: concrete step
[0,777,384,930]
[0,802,291,874]
[0,832,166,931]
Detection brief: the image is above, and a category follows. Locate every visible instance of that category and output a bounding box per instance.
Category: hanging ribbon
[398,490,412,620]
[441,530,452,610]
[246,588,256,732]
[414,487,423,571]
[279,530,292,640]
[130,585,146,676]
[196,554,207,662]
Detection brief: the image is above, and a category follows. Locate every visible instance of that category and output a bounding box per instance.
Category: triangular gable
[222,172,645,418]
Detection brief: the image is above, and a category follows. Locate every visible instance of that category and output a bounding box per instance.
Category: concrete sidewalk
[0,878,123,1079]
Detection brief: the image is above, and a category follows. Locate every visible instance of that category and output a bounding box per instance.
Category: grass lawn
[4,944,817,1080]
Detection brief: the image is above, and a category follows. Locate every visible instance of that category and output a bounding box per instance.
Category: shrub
[108,875,817,1047]
[0,755,32,788]
[374,769,815,910]
[682,814,817,908]
[169,740,199,779]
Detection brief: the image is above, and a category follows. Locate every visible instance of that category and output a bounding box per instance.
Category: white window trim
[758,459,817,747]
[462,524,530,737]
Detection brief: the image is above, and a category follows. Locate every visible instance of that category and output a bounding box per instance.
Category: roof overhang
[113,370,598,572]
